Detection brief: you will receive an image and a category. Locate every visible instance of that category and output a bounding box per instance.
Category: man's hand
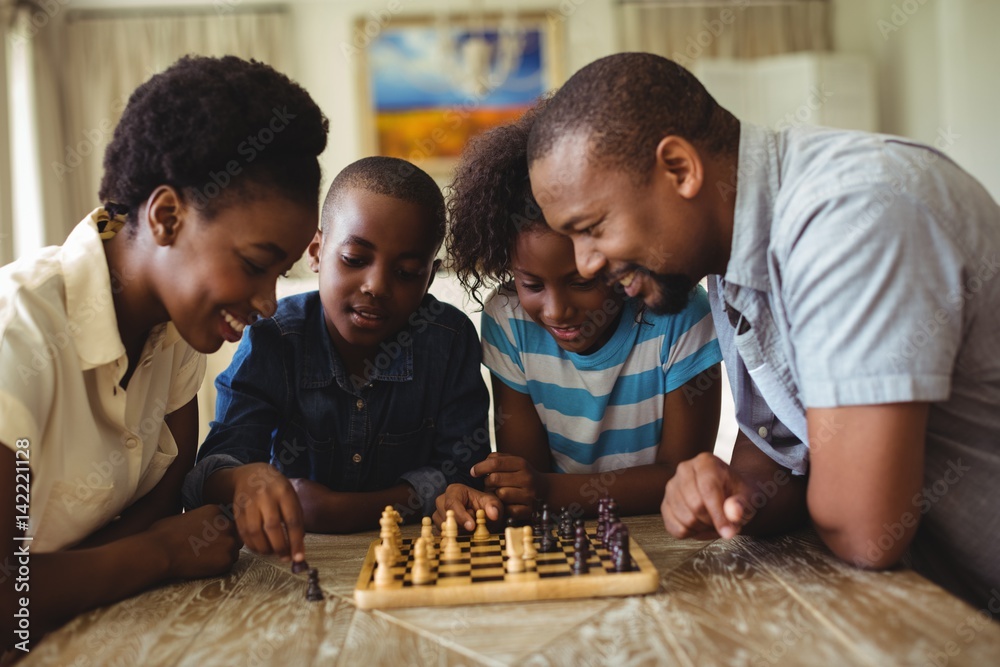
[471,453,548,521]
[148,505,242,579]
[661,452,752,540]
[433,484,503,531]
[226,463,305,563]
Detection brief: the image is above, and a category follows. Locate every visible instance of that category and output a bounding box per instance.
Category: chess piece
[385,505,402,551]
[521,525,538,561]
[559,507,574,540]
[306,568,324,601]
[473,509,491,541]
[380,509,400,559]
[504,526,525,573]
[613,523,632,572]
[573,521,588,552]
[411,537,432,585]
[442,510,462,561]
[538,504,558,553]
[420,517,437,558]
[374,541,396,587]
[291,559,309,575]
[596,497,608,544]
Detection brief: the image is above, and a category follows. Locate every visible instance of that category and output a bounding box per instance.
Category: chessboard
[353,522,660,610]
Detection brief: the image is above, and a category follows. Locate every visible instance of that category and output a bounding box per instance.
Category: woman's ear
[145,186,185,246]
[654,136,704,200]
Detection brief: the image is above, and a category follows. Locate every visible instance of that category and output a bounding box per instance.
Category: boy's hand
[148,505,242,579]
[661,452,752,540]
[471,453,548,521]
[228,463,306,563]
[433,484,503,532]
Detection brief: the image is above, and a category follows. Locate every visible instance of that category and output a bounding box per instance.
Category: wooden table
[20,516,1000,666]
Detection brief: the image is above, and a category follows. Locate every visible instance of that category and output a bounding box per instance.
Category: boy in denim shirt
[183,157,489,561]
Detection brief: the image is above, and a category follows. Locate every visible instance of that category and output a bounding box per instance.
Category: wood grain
[18,518,1000,666]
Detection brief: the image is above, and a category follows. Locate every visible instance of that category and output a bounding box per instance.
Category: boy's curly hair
[99,55,329,225]
[445,100,549,309]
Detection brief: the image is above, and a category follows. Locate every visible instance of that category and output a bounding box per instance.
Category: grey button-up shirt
[712,122,1000,608]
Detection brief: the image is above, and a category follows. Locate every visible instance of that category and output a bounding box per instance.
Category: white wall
[831,0,1000,201]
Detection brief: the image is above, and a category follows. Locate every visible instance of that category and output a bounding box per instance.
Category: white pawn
[385,505,402,550]
[379,511,399,559]
[505,526,525,573]
[472,508,490,541]
[420,517,437,559]
[522,525,538,561]
[374,541,396,587]
[411,537,432,585]
[442,510,462,561]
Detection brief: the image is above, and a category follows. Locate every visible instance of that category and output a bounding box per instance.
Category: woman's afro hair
[99,55,329,222]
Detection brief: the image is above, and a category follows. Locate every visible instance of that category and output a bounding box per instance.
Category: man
[526,52,1000,609]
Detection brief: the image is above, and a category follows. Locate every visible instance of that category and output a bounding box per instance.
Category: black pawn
[559,507,574,540]
[573,522,589,554]
[291,559,309,575]
[596,498,608,544]
[306,568,324,601]
[613,525,632,572]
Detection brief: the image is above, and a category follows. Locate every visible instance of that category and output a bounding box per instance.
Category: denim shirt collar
[724,122,782,294]
[301,303,414,392]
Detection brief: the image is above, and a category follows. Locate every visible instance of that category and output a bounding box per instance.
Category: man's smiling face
[528,132,708,315]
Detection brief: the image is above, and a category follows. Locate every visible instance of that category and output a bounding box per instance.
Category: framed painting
[356,13,565,177]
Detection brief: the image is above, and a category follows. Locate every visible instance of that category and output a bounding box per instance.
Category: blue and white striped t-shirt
[482,286,722,474]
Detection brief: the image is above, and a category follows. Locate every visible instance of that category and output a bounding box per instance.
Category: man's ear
[654,136,704,200]
[145,186,186,246]
[306,229,323,273]
[426,258,442,292]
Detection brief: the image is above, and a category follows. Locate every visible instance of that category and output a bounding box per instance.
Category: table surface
[20,515,1000,666]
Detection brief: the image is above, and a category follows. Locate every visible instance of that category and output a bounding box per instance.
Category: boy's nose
[361,270,389,298]
[574,239,605,280]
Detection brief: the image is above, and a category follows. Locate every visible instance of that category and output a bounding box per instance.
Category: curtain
[620,0,831,66]
[57,10,291,244]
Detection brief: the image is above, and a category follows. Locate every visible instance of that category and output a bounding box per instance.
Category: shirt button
[125,437,139,449]
[758,426,769,438]
[352,453,362,464]
[356,399,364,410]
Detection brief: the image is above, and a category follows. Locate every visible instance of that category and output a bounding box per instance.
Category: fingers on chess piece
[291,559,309,575]
[306,568,325,601]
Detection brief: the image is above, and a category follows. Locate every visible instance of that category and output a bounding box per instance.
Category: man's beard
[644,270,697,315]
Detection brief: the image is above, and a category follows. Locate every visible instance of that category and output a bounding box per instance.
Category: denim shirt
[182,292,490,517]
[714,122,1000,607]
